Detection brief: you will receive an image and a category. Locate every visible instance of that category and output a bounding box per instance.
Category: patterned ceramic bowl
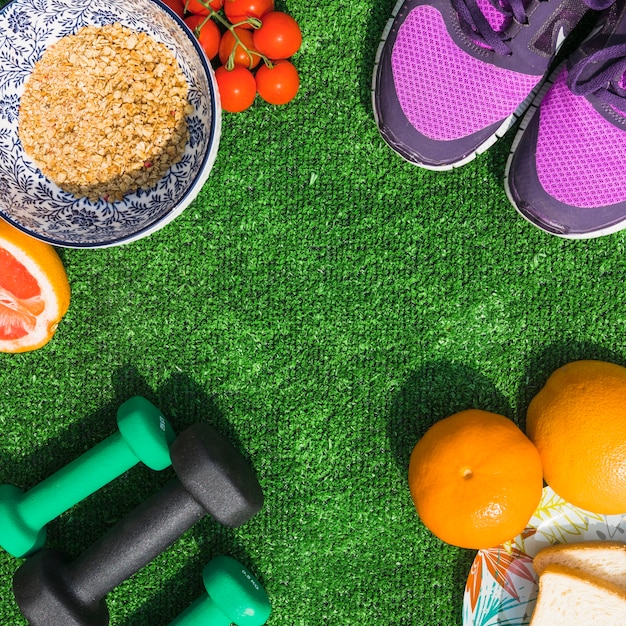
[0,0,220,248]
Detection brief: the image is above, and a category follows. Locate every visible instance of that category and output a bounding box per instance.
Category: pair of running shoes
[372,0,626,238]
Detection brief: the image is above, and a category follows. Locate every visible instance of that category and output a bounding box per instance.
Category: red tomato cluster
[164,0,302,112]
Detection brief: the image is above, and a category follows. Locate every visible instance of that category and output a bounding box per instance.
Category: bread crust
[533,541,626,580]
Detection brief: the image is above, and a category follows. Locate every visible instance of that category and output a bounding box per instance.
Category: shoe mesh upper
[536,70,626,207]
[476,0,510,33]
[391,5,540,140]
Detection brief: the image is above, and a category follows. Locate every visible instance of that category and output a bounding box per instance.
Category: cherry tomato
[161,0,186,19]
[224,0,274,28]
[215,66,257,112]
[253,11,302,60]
[218,27,261,69]
[185,15,221,60]
[184,0,223,16]
[255,59,299,105]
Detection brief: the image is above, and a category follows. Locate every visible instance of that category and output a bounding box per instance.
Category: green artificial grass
[2,0,626,624]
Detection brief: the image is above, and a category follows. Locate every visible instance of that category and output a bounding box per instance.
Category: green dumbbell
[170,555,271,626]
[0,396,175,558]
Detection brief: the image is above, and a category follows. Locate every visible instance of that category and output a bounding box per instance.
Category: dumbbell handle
[65,478,205,603]
[170,597,231,625]
[16,432,145,532]
[0,396,174,558]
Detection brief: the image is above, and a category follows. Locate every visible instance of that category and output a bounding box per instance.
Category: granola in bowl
[0,0,221,248]
[18,23,194,203]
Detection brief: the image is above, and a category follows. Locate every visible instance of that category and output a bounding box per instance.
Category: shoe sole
[504,62,626,239]
[371,0,555,171]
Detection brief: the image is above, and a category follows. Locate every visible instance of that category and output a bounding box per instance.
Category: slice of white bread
[532,541,626,590]
[530,564,626,625]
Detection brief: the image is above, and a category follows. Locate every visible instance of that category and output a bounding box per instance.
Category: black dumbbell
[12,423,264,626]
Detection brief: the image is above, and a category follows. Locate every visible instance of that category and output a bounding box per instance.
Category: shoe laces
[451,0,528,55]
[451,0,616,57]
[568,42,626,113]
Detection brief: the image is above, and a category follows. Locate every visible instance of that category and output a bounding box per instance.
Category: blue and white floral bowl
[0,0,221,248]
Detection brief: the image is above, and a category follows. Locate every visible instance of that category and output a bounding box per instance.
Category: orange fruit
[408,409,543,550]
[0,219,70,353]
[527,360,626,514]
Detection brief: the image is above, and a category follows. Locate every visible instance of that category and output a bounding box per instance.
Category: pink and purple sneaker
[506,1,626,237]
[372,0,601,170]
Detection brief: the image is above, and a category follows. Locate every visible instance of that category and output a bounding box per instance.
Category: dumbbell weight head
[0,484,47,558]
[10,549,96,625]
[169,555,271,626]
[0,396,175,558]
[13,423,264,626]
[117,395,176,471]
[170,423,264,528]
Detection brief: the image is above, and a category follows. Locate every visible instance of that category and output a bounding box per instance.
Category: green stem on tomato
[192,13,214,36]
[188,0,273,70]
[231,16,262,29]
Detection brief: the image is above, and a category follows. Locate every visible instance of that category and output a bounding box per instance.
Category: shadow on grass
[387,360,513,474]
[0,366,265,625]
[388,345,626,471]
[0,365,157,531]
[386,360,513,621]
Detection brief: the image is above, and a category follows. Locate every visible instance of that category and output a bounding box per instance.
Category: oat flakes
[18,23,193,203]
